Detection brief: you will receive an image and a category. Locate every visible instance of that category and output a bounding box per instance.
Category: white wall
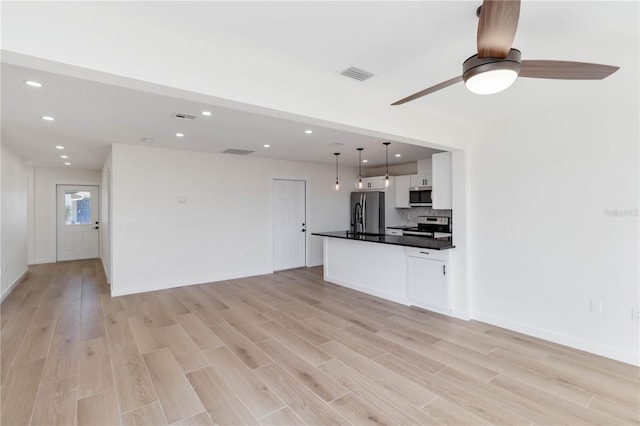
[1,145,31,300]
[111,143,356,296]
[469,97,639,365]
[101,152,112,282]
[30,167,101,264]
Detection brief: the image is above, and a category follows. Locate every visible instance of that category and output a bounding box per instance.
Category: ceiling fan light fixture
[463,49,521,95]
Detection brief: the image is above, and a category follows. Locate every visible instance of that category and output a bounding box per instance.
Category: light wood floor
[1,259,638,425]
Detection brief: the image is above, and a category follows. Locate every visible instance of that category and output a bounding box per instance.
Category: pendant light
[334,152,340,191]
[356,148,364,189]
[383,142,391,187]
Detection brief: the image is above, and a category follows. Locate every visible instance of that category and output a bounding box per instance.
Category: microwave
[409,187,432,207]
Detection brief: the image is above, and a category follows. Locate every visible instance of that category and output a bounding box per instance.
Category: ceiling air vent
[339,66,374,82]
[173,113,197,120]
[222,149,254,155]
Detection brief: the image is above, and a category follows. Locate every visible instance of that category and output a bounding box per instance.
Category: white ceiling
[1,1,637,170]
[1,62,442,169]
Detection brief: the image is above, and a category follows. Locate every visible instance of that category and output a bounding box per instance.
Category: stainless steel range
[402,216,451,238]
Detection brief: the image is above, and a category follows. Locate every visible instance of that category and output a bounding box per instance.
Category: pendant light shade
[334,152,340,191]
[383,142,391,187]
[356,148,364,189]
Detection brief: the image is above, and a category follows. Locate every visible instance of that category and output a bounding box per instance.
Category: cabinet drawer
[406,247,448,261]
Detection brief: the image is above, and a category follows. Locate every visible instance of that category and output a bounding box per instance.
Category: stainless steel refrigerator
[351,191,385,235]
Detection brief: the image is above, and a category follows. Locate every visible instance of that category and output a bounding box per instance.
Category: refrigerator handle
[362,194,366,233]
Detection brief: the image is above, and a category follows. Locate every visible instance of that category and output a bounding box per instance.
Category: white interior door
[57,185,100,261]
[273,179,306,271]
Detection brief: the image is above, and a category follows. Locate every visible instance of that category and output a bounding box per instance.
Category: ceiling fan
[391,0,619,105]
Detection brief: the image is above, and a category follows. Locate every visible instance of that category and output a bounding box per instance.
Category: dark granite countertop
[312,231,455,250]
[386,225,415,230]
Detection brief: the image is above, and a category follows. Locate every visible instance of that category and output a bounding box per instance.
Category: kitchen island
[312,231,455,314]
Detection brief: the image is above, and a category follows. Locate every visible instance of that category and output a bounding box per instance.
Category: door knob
[301,229,306,232]
[94,226,99,230]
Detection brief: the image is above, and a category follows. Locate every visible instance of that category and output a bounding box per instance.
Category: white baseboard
[473,311,640,367]
[28,258,55,265]
[452,309,471,320]
[1,269,28,303]
[307,259,323,267]
[111,267,273,297]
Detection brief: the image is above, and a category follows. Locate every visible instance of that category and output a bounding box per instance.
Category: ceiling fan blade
[391,76,463,105]
[477,0,521,58]
[520,60,619,80]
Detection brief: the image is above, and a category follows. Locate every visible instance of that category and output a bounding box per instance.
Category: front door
[273,179,306,271]
[56,185,100,261]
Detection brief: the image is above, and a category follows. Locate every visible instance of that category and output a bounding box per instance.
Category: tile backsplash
[397,207,452,228]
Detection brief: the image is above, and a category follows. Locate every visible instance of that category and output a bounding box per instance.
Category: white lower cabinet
[322,237,453,315]
[407,248,450,313]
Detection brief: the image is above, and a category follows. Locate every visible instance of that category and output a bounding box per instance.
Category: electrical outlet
[632,307,640,321]
[590,299,602,314]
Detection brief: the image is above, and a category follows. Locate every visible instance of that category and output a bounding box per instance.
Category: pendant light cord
[334,152,340,190]
[383,142,391,187]
[358,149,362,177]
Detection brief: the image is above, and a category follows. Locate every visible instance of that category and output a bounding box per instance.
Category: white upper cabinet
[361,176,387,190]
[410,174,430,188]
[432,152,452,209]
[394,175,411,208]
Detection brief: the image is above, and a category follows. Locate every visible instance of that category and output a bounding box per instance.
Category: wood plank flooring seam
[24,305,64,425]
[118,398,164,417]
[3,260,639,426]
[2,303,39,379]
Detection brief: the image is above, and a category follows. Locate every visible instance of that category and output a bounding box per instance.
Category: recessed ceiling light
[60,155,68,159]
[362,159,368,163]
[56,146,64,150]
[305,130,313,134]
[64,162,71,166]
[263,144,271,148]
[42,116,54,121]
[395,154,402,157]
[202,111,212,116]
[25,80,42,88]
[176,133,184,137]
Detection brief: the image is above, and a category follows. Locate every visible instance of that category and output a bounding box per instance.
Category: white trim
[451,308,471,321]
[111,267,273,297]
[473,311,640,367]
[1,269,28,302]
[28,258,55,265]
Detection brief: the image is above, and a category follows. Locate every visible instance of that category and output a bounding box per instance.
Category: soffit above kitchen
[1,62,442,170]
[1,1,637,169]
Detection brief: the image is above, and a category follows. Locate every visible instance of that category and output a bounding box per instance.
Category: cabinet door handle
[443,265,446,275]
[419,251,430,255]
